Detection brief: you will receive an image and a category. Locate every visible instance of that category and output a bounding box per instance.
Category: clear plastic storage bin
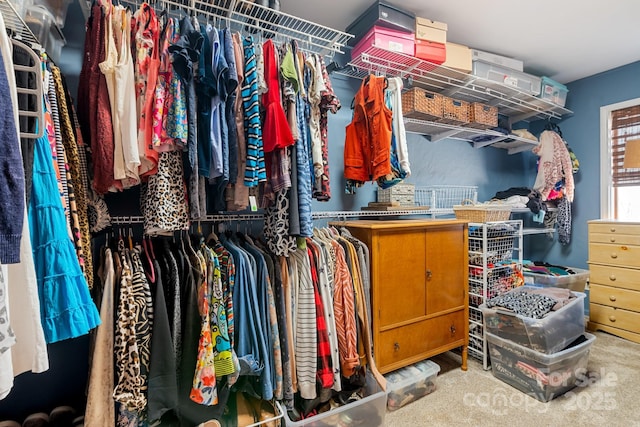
[523,267,589,292]
[480,286,586,354]
[487,332,595,402]
[385,359,440,411]
[472,60,541,96]
[281,371,386,426]
[539,76,568,107]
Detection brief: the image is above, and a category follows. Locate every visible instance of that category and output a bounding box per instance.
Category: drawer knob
[609,315,616,323]
[450,325,456,336]
[610,227,616,232]
[394,342,400,351]
[611,253,618,259]
[609,295,617,302]
[610,237,616,243]
[426,269,432,280]
[609,274,617,281]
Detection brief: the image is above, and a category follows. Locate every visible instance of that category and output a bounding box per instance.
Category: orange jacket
[344,75,392,183]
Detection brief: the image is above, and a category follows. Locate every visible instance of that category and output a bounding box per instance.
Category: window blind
[611,104,640,187]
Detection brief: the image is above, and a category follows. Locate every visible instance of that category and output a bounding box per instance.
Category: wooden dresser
[338,219,469,374]
[587,220,640,344]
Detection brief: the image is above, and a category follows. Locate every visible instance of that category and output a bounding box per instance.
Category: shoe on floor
[0,421,21,427]
[71,416,83,427]
[22,413,49,427]
[49,407,76,427]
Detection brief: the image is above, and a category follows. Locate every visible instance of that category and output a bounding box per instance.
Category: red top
[261,39,294,153]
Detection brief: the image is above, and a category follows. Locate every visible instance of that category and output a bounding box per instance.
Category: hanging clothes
[315,55,341,201]
[344,74,393,191]
[85,247,116,427]
[82,3,117,195]
[241,36,267,187]
[133,2,161,179]
[0,41,25,264]
[28,131,100,343]
[261,39,294,153]
[111,5,141,188]
[532,130,575,202]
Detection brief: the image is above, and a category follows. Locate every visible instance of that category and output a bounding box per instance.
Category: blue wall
[321,62,640,271]
[312,74,530,216]
[526,61,640,269]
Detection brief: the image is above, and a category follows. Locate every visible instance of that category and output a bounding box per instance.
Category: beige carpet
[384,331,640,427]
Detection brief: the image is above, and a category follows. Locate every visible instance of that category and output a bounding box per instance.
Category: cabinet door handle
[609,274,616,281]
[611,252,618,259]
[609,315,616,322]
[610,237,616,243]
[450,325,456,336]
[610,227,616,232]
[426,269,432,280]
[394,342,400,351]
[609,295,617,302]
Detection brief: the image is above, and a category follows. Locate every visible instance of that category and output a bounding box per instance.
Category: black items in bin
[480,286,586,354]
[487,332,595,402]
[282,370,386,426]
[346,0,416,45]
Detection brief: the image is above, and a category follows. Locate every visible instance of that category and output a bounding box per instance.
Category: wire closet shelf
[113,0,352,56]
[337,45,572,123]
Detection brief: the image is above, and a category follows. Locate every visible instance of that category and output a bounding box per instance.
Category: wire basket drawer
[415,185,478,211]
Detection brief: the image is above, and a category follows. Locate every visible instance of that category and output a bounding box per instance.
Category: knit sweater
[0,39,25,264]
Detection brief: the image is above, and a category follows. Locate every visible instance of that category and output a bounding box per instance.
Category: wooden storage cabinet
[338,219,469,374]
[587,220,640,344]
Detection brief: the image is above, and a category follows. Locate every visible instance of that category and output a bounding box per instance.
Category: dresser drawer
[589,222,640,237]
[589,233,640,245]
[589,243,640,268]
[590,284,640,311]
[589,304,640,334]
[588,264,640,291]
[377,310,466,373]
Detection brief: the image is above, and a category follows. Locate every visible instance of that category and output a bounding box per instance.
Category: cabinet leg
[461,345,468,371]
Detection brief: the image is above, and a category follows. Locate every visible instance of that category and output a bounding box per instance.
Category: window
[600,99,640,220]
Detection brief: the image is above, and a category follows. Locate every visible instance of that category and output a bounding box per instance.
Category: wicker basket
[441,96,470,124]
[402,88,444,121]
[453,199,511,222]
[468,102,498,129]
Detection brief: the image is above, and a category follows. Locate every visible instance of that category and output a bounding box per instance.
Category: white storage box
[480,286,586,354]
[377,184,415,206]
[473,60,541,96]
[487,332,595,402]
[471,49,524,71]
[385,359,440,411]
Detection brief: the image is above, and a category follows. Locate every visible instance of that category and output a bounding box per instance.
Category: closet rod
[108,209,434,225]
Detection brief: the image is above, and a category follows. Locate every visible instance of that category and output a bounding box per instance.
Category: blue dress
[29,132,100,343]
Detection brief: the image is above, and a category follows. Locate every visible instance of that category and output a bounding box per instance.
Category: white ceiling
[282,0,640,84]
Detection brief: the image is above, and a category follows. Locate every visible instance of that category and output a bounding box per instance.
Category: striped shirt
[241,36,266,186]
[331,239,359,378]
[291,248,317,399]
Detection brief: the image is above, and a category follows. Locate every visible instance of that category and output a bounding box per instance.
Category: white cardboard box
[415,17,447,43]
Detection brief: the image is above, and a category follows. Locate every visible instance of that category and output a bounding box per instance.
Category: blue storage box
[539,76,568,107]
